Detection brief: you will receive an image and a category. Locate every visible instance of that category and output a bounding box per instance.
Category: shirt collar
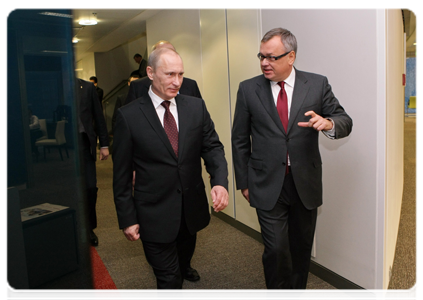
[271,67,296,88]
[148,85,176,109]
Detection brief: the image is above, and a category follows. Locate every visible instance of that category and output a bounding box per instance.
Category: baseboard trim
[211,209,364,290]
[211,209,263,243]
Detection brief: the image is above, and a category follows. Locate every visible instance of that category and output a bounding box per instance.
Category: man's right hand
[123,224,140,241]
[241,188,250,203]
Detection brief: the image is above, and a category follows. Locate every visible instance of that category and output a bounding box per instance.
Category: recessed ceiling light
[79,19,97,26]
[78,13,98,26]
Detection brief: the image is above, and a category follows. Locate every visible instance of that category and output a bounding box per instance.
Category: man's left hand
[298,111,333,131]
[99,147,109,160]
[211,185,228,212]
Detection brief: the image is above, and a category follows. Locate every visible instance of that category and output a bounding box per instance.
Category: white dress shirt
[148,86,179,130]
[270,68,336,165]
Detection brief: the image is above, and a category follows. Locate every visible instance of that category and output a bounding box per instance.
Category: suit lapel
[255,76,286,135]
[288,70,309,134]
[138,95,178,160]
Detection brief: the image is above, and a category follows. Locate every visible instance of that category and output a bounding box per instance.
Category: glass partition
[8,9,93,289]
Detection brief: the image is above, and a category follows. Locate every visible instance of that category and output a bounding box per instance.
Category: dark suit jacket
[113,94,228,243]
[95,86,104,106]
[138,59,148,77]
[125,76,202,105]
[111,93,126,133]
[231,69,352,211]
[77,79,109,160]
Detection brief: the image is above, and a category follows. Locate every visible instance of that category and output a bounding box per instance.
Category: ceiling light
[79,13,97,26]
[72,37,79,43]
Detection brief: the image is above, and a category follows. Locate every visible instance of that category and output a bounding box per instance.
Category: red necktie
[161,101,178,157]
[277,82,289,174]
[277,81,288,132]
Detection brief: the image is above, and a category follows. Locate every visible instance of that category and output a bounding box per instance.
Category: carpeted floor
[388,116,416,289]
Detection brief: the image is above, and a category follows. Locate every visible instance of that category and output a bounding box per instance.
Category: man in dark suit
[77,78,110,246]
[126,41,202,105]
[113,47,228,289]
[124,41,203,282]
[89,76,104,107]
[231,28,352,289]
[133,53,147,77]
[111,74,140,133]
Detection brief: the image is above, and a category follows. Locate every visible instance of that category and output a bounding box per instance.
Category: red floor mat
[90,246,117,289]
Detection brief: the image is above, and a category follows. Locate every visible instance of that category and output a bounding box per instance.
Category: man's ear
[147,66,154,81]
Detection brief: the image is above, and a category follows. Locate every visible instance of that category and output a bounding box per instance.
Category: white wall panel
[226,9,262,231]
[385,9,405,289]
[199,10,234,217]
[146,10,203,91]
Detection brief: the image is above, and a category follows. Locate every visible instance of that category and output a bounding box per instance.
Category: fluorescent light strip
[39,12,73,18]
[42,50,68,54]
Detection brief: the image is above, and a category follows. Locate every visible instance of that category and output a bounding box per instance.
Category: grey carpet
[388,116,416,289]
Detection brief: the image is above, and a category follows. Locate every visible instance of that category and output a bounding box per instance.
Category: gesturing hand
[298,111,333,131]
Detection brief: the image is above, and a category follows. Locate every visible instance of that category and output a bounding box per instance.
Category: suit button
[286,138,290,142]
[282,162,286,166]
[177,189,182,194]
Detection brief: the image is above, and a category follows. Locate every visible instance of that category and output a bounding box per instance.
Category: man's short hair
[261,28,297,54]
[89,76,98,83]
[147,48,180,69]
[133,53,142,59]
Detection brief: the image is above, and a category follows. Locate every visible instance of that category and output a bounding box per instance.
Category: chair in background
[36,119,48,142]
[35,120,69,161]
[407,96,416,114]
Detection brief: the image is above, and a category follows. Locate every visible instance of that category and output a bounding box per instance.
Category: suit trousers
[256,169,317,289]
[141,205,197,289]
[80,132,98,230]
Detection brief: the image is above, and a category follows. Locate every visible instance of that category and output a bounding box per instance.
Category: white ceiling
[72,9,160,62]
[71,9,417,62]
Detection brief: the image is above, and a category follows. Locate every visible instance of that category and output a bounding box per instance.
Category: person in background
[89,76,104,107]
[133,53,147,78]
[77,78,110,246]
[113,47,228,288]
[111,74,140,133]
[232,27,352,289]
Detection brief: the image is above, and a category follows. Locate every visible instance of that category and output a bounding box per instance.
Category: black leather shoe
[184,267,200,282]
[89,231,98,247]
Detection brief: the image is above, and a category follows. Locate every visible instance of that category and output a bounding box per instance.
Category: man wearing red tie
[232,28,353,289]
[113,47,228,289]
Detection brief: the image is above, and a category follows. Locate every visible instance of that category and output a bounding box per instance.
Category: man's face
[89,79,97,86]
[134,56,142,64]
[147,52,184,100]
[259,36,295,82]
